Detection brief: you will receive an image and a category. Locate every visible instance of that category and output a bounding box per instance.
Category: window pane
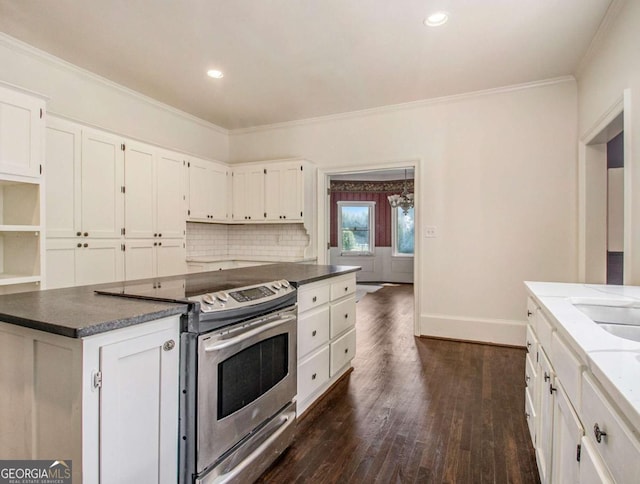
[341,205,371,252]
[396,207,414,254]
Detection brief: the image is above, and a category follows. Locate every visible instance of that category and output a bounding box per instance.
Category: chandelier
[387,169,414,215]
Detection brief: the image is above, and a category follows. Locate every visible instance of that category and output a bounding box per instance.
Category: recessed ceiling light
[207,69,224,79]
[424,11,448,27]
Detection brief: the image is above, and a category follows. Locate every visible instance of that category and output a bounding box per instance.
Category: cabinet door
[264,166,281,221]
[279,163,303,220]
[551,383,583,484]
[156,239,186,277]
[99,323,179,484]
[124,240,156,281]
[45,239,78,289]
[0,86,44,178]
[75,239,124,286]
[209,162,228,221]
[46,118,81,237]
[81,129,124,238]
[156,150,185,238]
[124,142,156,239]
[233,166,264,221]
[536,349,555,484]
[188,157,213,221]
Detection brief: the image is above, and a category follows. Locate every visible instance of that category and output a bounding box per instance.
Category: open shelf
[0,225,41,232]
[0,180,40,226]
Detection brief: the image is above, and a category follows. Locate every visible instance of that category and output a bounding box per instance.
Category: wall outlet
[425,226,437,238]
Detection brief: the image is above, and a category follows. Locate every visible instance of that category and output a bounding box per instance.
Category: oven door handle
[203,314,296,352]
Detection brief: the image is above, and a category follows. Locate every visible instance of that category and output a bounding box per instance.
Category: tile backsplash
[186,222,310,259]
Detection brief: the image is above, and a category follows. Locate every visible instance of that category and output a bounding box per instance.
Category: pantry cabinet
[46,238,124,289]
[187,157,228,222]
[0,83,46,294]
[296,273,356,416]
[124,239,186,281]
[0,315,180,484]
[0,83,45,178]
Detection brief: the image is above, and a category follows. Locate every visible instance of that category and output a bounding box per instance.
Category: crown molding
[0,32,228,135]
[229,76,576,136]
[575,0,627,78]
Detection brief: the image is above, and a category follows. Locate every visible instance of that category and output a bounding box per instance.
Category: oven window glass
[218,334,288,419]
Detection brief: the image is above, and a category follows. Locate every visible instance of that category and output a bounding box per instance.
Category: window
[338,201,375,255]
[392,206,414,256]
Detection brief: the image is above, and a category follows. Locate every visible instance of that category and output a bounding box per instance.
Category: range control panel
[191,280,294,313]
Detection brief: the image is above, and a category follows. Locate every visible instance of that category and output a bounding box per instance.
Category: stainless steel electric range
[97,275,298,483]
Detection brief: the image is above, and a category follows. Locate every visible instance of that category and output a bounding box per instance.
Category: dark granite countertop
[0,263,359,338]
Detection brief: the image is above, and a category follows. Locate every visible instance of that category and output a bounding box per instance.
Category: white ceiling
[0,0,613,130]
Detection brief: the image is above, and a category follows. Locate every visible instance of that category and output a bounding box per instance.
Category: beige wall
[577,0,640,283]
[0,33,228,161]
[230,80,579,344]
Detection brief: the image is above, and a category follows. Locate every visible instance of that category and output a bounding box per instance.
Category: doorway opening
[319,163,420,335]
[580,99,628,284]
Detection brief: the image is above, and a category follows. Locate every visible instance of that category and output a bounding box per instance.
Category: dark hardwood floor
[257,284,540,483]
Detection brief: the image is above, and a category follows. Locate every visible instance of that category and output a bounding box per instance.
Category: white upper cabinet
[0,84,45,178]
[232,164,265,221]
[187,157,228,222]
[156,150,186,238]
[264,162,304,221]
[124,143,186,239]
[81,128,125,239]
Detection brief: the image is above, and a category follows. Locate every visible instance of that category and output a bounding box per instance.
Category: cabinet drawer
[525,351,537,396]
[298,346,330,403]
[536,310,554,353]
[298,283,330,313]
[551,331,583,407]
[525,388,536,445]
[330,327,356,376]
[525,324,538,359]
[330,296,356,338]
[298,306,330,358]
[581,373,640,484]
[330,276,356,301]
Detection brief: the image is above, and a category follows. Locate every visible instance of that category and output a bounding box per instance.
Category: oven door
[196,306,297,473]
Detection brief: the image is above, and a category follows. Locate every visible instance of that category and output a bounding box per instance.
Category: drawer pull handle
[526,341,531,352]
[344,286,348,292]
[312,330,317,337]
[312,296,317,303]
[544,372,550,382]
[525,375,530,383]
[549,384,557,395]
[525,412,530,419]
[311,373,317,380]
[593,423,607,443]
[527,310,533,317]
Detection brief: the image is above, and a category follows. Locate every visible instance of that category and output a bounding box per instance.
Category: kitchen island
[525,282,640,483]
[0,263,359,484]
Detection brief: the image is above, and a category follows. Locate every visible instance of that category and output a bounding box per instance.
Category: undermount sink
[573,300,640,343]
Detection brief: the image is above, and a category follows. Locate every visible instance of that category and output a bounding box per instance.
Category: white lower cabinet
[46,238,124,289]
[296,273,356,416]
[124,239,186,280]
[526,297,640,484]
[0,315,180,484]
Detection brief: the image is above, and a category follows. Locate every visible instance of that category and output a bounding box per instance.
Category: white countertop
[525,281,640,434]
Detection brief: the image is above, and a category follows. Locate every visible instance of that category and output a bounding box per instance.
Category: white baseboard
[420,314,526,347]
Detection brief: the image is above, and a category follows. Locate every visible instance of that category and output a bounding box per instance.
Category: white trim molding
[420,314,526,347]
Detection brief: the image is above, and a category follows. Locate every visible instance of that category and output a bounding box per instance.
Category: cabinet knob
[158,242,162,246]
[525,412,530,419]
[154,242,158,246]
[344,313,348,319]
[311,373,317,380]
[84,232,89,237]
[525,375,530,383]
[83,243,88,248]
[312,330,317,337]
[345,286,348,292]
[154,233,158,237]
[283,215,286,219]
[163,340,175,351]
[77,243,82,248]
[527,310,533,317]
[159,233,162,237]
[312,296,317,303]
[593,423,607,443]
[76,231,81,236]
[344,348,349,354]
